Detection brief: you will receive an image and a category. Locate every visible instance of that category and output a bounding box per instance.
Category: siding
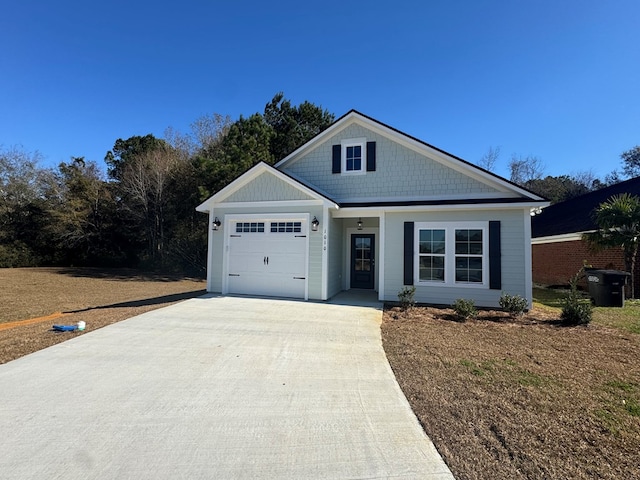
[283,123,499,201]
[327,216,343,298]
[383,209,528,308]
[223,171,314,203]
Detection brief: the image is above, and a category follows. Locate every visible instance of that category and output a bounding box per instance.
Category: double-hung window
[415,222,488,287]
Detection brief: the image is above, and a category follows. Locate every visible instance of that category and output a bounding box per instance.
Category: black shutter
[404,222,414,285]
[366,141,376,171]
[332,145,341,174]
[489,221,501,290]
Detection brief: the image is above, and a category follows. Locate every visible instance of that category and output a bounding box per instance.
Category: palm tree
[583,193,640,298]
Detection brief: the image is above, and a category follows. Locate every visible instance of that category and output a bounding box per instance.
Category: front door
[350,234,375,289]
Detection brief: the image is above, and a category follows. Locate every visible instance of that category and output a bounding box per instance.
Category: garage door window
[236,222,265,233]
[270,222,302,233]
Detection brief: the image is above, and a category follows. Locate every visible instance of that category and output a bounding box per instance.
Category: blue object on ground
[52,325,78,332]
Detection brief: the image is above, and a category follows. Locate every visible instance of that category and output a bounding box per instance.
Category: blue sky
[1,0,638,180]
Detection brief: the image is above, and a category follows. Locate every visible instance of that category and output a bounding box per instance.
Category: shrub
[398,286,416,311]
[499,293,528,317]
[452,298,477,321]
[561,271,593,325]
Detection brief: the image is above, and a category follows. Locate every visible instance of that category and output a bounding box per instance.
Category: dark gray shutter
[332,145,341,174]
[489,221,501,289]
[404,222,414,285]
[366,141,376,171]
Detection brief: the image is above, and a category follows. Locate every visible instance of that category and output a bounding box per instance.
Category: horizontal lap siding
[384,210,528,308]
[328,216,343,298]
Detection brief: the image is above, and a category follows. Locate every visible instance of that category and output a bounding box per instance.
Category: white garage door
[227,219,307,299]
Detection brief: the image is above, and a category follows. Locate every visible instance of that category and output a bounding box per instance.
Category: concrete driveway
[0,295,453,479]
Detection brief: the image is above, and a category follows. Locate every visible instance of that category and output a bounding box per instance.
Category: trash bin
[585,269,630,307]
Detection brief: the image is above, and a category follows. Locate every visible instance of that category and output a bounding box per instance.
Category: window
[415,222,487,287]
[270,221,302,233]
[455,229,483,283]
[236,222,265,233]
[345,145,362,171]
[418,229,445,282]
[341,138,366,175]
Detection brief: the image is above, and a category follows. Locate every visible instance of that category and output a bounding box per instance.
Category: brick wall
[532,239,639,295]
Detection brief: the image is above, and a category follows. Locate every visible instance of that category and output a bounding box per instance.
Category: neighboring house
[531,177,640,292]
[197,110,548,308]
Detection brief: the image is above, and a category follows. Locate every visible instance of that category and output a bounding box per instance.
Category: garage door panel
[227,218,307,299]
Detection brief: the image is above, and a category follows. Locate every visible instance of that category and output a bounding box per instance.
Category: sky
[1,0,638,180]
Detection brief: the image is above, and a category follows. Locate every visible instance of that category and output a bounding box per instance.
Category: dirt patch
[382,305,640,480]
[0,268,205,364]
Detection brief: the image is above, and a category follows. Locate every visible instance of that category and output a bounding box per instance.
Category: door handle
[266,256,269,265]
[263,256,266,265]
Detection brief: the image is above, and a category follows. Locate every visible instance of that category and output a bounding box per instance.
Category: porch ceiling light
[311,216,320,231]
[212,217,222,231]
[357,218,363,230]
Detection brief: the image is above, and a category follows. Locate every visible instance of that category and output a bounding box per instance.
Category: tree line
[0,93,334,273]
[1,92,638,273]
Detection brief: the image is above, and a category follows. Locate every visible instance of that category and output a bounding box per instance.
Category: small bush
[452,298,477,321]
[499,293,528,317]
[561,271,593,325]
[398,286,416,311]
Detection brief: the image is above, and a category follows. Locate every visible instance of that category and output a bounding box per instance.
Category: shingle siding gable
[282,123,498,201]
[223,172,315,203]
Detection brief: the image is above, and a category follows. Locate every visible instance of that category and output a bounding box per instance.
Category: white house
[196,110,548,307]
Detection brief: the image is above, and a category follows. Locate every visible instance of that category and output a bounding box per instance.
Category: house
[531,176,640,293]
[196,110,548,308]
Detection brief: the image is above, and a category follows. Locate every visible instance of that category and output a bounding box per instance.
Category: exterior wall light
[212,217,222,231]
[311,216,320,231]
[357,218,363,230]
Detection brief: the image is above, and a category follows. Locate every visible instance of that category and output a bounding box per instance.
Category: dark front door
[351,234,375,289]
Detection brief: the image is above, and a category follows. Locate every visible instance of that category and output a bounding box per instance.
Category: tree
[583,193,640,298]
[264,93,334,161]
[477,146,501,172]
[0,146,53,266]
[508,154,545,186]
[621,146,640,178]
[524,174,593,204]
[46,158,124,265]
[104,134,167,182]
[195,113,276,200]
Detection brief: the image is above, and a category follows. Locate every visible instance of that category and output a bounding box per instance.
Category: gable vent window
[270,222,302,233]
[236,222,265,233]
[332,139,376,174]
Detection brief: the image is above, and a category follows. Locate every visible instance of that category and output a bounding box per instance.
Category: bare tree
[477,146,501,171]
[509,154,545,185]
[120,146,180,262]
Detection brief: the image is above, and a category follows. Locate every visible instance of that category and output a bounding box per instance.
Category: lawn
[382,288,640,480]
[0,267,205,364]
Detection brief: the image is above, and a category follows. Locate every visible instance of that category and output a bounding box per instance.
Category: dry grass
[0,267,205,364]
[382,304,640,480]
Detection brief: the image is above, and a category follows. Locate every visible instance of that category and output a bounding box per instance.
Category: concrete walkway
[0,295,454,479]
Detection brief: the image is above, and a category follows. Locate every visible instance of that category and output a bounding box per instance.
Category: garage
[226,218,308,299]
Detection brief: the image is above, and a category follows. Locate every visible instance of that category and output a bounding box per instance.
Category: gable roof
[196,162,338,212]
[531,176,640,238]
[276,109,547,203]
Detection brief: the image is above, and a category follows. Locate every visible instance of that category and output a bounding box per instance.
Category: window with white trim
[415,222,488,287]
[341,138,366,175]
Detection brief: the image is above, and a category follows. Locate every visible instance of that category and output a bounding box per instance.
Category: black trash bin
[585,269,630,307]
